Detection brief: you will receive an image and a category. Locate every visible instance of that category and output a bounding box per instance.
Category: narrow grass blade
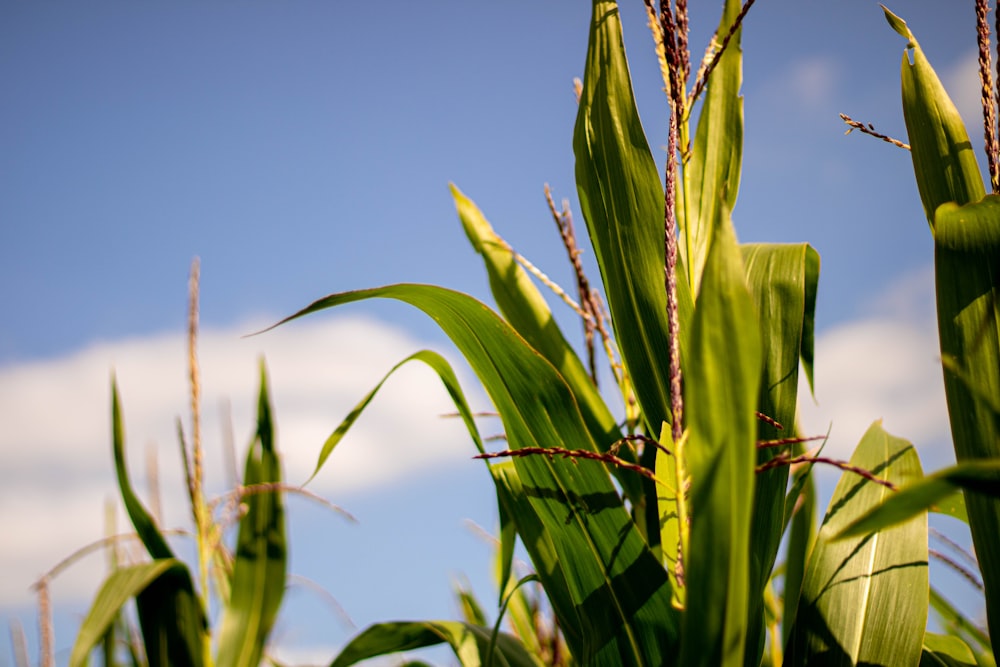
[679,206,761,667]
[70,559,180,667]
[681,0,744,292]
[111,379,206,666]
[886,6,1000,642]
[832,459,1000,540]
[741,242,820,661]
[111,376,172,560]
[328,620,542,667]
[267,284,679,664]
[216,363,287,667]
[305,349,484,486]
[786,421,928,666]
[451,184,639,505]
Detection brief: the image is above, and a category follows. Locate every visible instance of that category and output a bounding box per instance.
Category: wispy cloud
[0,314,488,606]
[798,267,951,468]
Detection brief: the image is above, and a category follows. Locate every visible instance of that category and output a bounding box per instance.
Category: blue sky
[0,1,988,664]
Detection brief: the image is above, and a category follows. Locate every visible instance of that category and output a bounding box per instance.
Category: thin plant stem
[546,184,600,384]
[930,549,985,591]
[839,113,910,150]
[977,0,1000,192]
[756,454,897,490]
[930,527,980,570]
[36,578,53,667]
[186,257,213,666]
[9,618,29,667]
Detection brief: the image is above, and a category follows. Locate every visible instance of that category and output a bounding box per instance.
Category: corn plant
[59,261,295,667]
[264,1,1000,666]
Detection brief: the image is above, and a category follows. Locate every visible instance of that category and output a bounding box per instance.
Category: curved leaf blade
[110,379,206,666]
[832,459,1000,540]
[268,283,678,664]
[451,184,640,505]
[305,348,485,486]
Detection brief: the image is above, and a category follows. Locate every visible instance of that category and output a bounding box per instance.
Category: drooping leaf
[786,421,928,666]
[679,204,761,667]
[110,379,206,666]
[832,459,1000,540]
[328,620,542,667]
[216,363,287,667]
[304,348,485,486]
[267,284,678,664]
[886,6,1000,642]
[70,559,181,667]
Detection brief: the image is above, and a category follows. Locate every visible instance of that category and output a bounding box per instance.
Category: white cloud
[798,267,951,467]
[0,314,488,607]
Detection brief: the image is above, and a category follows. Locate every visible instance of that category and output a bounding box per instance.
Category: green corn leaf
[741,242,819,663]
[681,0,744,293]
[679,203,761,667]
[573,0,696,561]
[267,284,679,664]
[886,5,1000,642]
[782,457,817,649]
[451,184,641,505]
[111,376,173,561]
[921,633,979,667]
[304,348,485,486]
[216,362,287,667]
[573,0,694,438]
[70,559,181,667]
[786,421,928,666]
[936,196,1000,253]
[110,379,206,666]
[328,620,543,667]
[832,459,1000,540]
[884,6,985,228]
[492,461,582,654]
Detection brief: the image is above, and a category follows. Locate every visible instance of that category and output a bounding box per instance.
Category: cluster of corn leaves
[70,364,286,667]
[67,1,1000,665]
[267,2,996,666]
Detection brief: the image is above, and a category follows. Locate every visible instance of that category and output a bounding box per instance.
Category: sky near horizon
[0,1,988,664]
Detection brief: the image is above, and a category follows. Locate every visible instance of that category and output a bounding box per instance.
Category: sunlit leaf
[679,203,761,667]
[268,283,678,664]
[886,5,1000,642]
[786,421,927,666]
